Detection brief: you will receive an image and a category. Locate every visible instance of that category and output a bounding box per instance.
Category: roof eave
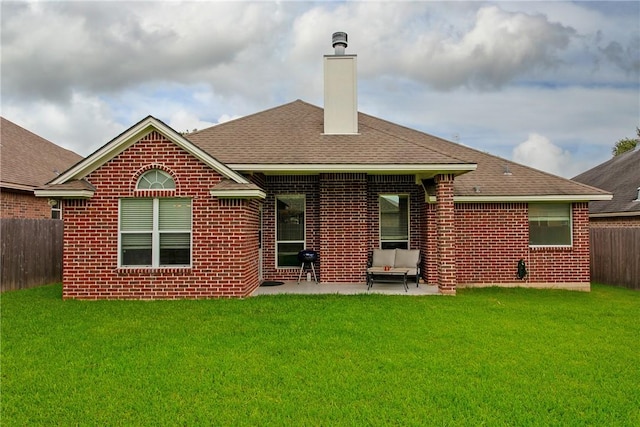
[1,182,35,192]
[209,189,267,199]
[33,189,94,199]
[428,194,614,203]
[227,163,477,176]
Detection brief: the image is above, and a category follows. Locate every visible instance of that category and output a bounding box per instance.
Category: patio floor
[251,280,441,296]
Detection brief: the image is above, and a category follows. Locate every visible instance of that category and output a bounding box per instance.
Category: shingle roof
[1,117,83,191]
[572,148,640,215]
[186,100,469,166]
[187,100,609,199]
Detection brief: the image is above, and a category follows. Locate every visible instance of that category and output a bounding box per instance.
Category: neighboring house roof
[572,148,640,216]
[187,100,610,202]
[1,117,82,192]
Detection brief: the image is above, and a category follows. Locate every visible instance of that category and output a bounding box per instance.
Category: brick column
[435,174,456,294]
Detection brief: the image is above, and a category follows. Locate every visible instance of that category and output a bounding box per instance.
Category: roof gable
[48,116,250,187]
[0,117,83,190]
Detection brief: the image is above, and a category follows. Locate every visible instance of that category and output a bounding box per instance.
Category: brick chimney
[323,32,358,135]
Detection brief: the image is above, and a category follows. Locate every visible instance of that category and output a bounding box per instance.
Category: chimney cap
[332,32,348,48]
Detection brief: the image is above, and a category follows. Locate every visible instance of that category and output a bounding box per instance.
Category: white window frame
[50,199,62,219]
[528,203,573,248]
[118,198,192,268]
[379,194,410,249]
[136,169,176,190]
[275,194,306,268]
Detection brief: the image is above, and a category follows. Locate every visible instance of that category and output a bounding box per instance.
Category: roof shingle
[1,117,83,190]
[187,100,609,198]
[573,148,640,214]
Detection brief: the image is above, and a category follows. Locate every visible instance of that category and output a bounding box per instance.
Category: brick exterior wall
[262,175,320,282]
[435,174,456,294]
[455,203,529,284]
[1,190,51,219]
[261,174,424,283]
[59,132,593,298]
[61,131,261,300]
[590,216,640,228]
[367,175,426,284]
[320,173,368,282]
[452,202,591,289]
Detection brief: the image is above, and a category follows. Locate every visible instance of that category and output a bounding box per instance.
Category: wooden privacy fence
[1,219,63,292]
[590,228,640,290]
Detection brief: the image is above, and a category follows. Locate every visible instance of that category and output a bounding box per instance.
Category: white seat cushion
[371,249,396,267]
[394,249,420,268]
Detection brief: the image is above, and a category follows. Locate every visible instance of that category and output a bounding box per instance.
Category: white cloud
[1,92,123,155]
[168,111,216,135]
[512,133,575,177]
[0,1,637,174]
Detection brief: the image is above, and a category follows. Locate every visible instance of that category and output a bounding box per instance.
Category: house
[572,148,640,226]
[1,117,83,219]
[572,148,640,289]
[35,33,610,299]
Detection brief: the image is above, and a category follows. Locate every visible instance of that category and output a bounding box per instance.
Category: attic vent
[503,165,512,176]
[332,32,348,55]
[635,187,640,202]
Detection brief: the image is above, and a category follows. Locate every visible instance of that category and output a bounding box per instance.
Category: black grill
[297,250,319,263]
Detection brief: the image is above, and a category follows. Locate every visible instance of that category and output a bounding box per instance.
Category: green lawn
[2,284,639,426]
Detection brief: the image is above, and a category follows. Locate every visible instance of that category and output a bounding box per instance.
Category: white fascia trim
[1,182,35,192]
[427,194,613,203]
[210,189,267,199]
[50,117,249,186]
[228,163,477,174]
[33,189,94,199]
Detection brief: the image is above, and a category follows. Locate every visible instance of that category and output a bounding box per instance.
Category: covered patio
[251,281,441,296]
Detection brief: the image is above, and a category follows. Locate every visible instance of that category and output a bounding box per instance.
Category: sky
[1,1,639,178]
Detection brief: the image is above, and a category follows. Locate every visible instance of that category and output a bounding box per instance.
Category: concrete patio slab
[251,281,441,296]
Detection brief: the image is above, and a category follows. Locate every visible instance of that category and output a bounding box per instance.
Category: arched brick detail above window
[130,164,179,196]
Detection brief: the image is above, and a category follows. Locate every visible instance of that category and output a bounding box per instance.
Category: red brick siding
[424,203,437,285]
[528,203,590,283]
[1,190,51,219]
[453,202,591,286]
[367,175,425,279]
[455,203,529,283]
[262,175,320,282]
[260,174,424,283]
[435,174,456,294]
[320,173,369,282]
[590,216,640,228]
[62,131,260,299]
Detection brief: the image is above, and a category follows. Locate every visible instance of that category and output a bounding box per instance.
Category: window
[50,199,62,219]
[379,195,409,249]
[137,169,175,190]
[119,198,192,267]
[529,203,572,246]
[276,195,305,267]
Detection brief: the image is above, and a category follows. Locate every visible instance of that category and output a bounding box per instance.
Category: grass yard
[1,284,639,426]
